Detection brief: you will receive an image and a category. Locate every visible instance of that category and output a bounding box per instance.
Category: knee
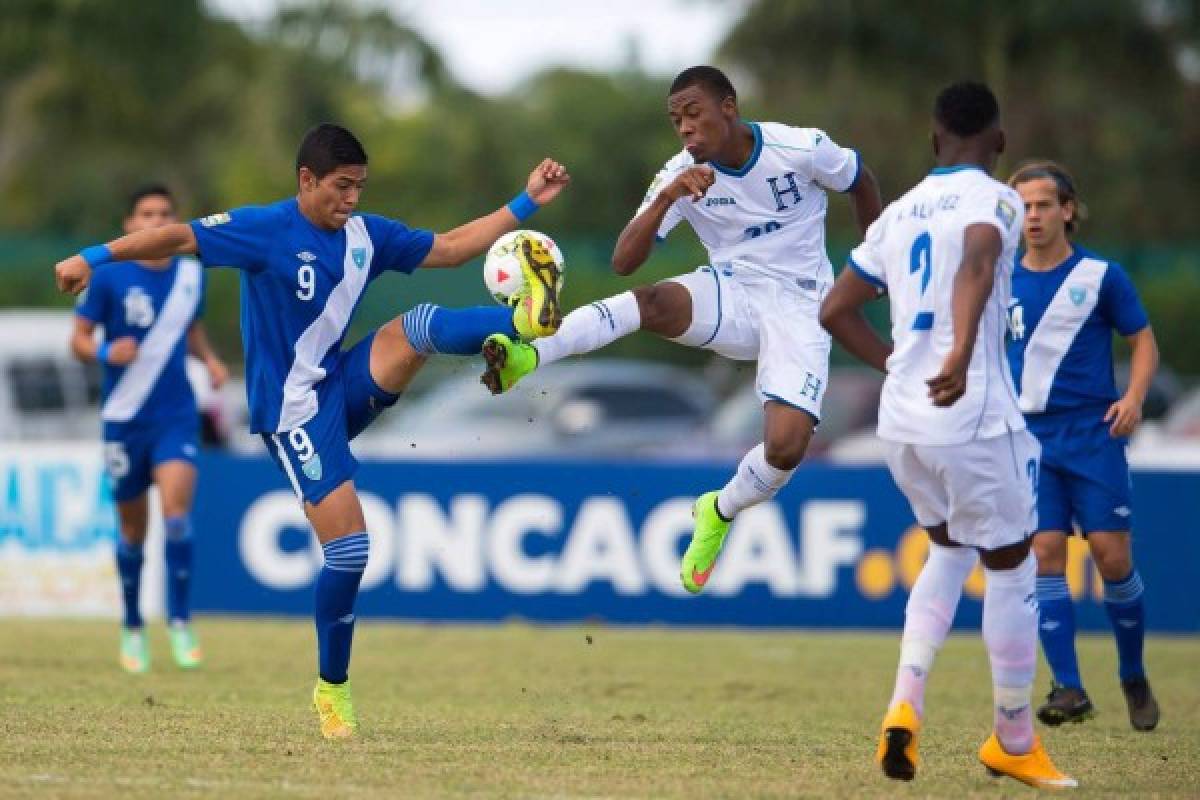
[1032,535,1067,575]
[1090,542,1133,582]
[632,285,679,335]
[764,432,809,471]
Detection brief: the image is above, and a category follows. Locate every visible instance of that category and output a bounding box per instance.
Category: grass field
[2,620,1197,798]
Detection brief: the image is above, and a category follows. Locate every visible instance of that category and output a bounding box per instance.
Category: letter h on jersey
[767,172,802,212]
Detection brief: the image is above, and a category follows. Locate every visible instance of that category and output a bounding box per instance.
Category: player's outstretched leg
[979,553,1077,790]
[482,291,642,394]
[311,527,369,739]
[876,540,976,781]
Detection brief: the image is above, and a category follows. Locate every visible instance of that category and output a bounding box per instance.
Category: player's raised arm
[420,159,569,268]
[926,222,1002,407]
[612,165,714,276]
[55,223,197,295]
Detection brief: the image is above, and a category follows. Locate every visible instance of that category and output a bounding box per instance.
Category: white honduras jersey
[849,166,1026,445]
[638,121,860,284]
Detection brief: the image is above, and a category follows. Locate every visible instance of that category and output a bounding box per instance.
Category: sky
[205,0,748,94]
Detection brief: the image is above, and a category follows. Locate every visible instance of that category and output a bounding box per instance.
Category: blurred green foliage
[1,0,1197,373]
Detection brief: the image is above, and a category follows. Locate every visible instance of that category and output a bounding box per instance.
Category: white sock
[715,443,795,519]
[983,553,1038,755]
[889,543,978,717]
[532,291,641,366]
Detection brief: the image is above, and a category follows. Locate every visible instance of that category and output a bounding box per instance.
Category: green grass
[2,620,1197,798]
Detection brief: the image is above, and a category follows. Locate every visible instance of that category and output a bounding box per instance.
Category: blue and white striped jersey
[76,256,203,430]
[1006,245,1149,415]
[189,198,433,434]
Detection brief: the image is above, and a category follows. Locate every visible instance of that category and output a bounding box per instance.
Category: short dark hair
[296,123,368,179]
[1009,159,1088,234]
[126,183,174,216]
[669,65,737,104]
[934,81,999,138]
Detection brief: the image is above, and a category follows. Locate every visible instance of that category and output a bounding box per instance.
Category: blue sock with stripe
[402,303,517,355]
[1035,573,1082,689]
[164,515,193,624]
[115,538,145,628]
[315,533,369,684]
[1103,569,1146,681]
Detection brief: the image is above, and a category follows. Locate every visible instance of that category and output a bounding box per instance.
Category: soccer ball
[483,229,564,305]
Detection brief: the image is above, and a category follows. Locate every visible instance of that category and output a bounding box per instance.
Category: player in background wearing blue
[1006,161,1160,731]
[71,185,229,674]
[56,124,570,738]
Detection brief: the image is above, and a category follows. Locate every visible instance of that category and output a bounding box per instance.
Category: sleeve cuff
[839,149,862,193]
[847,254,886,290]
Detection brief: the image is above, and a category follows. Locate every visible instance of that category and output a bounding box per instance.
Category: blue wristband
[80,244,113,269]
[96,341,113,365]
[506,191,540,223]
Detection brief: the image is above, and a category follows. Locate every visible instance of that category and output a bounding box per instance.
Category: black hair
[669,65,737,104]
[126,183,174,216]
[934,81,1000,138]
[295,123,368,179]
[1009,160,1088,234]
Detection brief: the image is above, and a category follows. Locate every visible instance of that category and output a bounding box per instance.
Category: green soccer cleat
[480,333,539,395]
[510,233,563,340]
[119,627,150,674]
[313,678,358,740]
[168,623,203,670]
[680,491,732,594]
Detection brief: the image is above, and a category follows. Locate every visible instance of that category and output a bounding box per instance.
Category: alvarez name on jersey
[849,166,1026,445]
[640,122,860,283]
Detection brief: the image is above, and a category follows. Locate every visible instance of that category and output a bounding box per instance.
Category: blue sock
[115,539,144,629]
[315,533,369,684]
[164,516,193,624]
[1035,573,1082,689]
[403,303,517,355]
[1103,569,1146,681]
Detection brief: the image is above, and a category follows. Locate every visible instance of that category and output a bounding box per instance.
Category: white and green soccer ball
[483,229,564,305]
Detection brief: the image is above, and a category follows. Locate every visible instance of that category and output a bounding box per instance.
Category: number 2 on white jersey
[909,232,934,331]
[296,264,316,301]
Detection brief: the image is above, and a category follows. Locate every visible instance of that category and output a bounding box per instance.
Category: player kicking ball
[820,82,1075,789]
[1006,161,1160,731]
[56,124,569,739]
[480,65,881,593]
[71,184,229,674]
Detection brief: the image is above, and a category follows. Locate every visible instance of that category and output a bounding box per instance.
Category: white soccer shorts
[885,427,1041,550]
[667,264,830,421]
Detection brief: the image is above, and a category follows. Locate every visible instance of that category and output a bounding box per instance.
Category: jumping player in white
[479,66,882,594]
[820,82,1076,789]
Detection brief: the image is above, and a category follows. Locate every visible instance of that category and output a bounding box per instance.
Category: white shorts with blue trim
[666,265,830,420]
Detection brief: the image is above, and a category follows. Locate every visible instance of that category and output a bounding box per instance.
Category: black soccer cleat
[1120,676,1160,731]
[1036,684,1095,726]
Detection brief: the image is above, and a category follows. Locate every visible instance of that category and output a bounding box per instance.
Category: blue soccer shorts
[262,332,398,506]
[1028,410,1134,535]
[103,416,199,503]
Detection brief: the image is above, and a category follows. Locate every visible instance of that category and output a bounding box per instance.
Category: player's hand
[663,165,716,203]
[525,158,570,206]
[927,350,970,407]
[206,356,230,390]
[106,337,139,366]
[1105,394,1143,438]
[55,255,92,295]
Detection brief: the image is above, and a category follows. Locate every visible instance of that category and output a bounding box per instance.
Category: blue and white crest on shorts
[1069,286,1087,306]
[351,247,366,269]
[302,454,323,481]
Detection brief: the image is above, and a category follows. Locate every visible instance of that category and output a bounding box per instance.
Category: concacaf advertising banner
[2,446,1197,631]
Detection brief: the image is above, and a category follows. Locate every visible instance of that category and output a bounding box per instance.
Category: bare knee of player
[1087,532,1133,581]
[154,462,196,518]
[116,497,149,546]
[632,283,690,338]
[371,317,428,395]
[1032,531,1069,574]
[979,536,1033,571]
[305,480,368,545]
[924,523,959,549]
[762,404,816,470]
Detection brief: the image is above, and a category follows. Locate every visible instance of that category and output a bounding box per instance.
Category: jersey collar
[1017,243,1086,274]
[929,164,986,176]
[711,121,762,178]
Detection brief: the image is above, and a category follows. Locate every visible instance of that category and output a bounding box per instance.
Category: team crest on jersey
[302,454,323,481]
[1069,286,1087,306]
[995,198,1016,229]
[123,287,156,328]
[199,212,231,227]
[351,248,366,269]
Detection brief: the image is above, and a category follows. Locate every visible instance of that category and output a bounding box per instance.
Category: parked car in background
[354,359,717,460]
